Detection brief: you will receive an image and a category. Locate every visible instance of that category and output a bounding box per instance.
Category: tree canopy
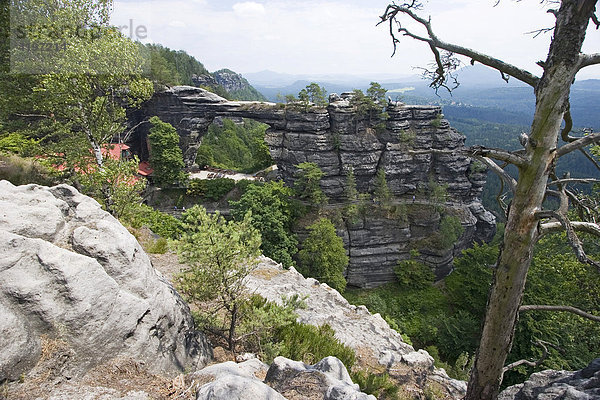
[1,0,153,214]
[230,181,298,267]
[298,218,348,292]
[148,116,186,186]
[294,162,327,206]
[175,205,262,351]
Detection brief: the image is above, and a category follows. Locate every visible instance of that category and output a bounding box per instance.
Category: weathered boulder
[189,356,374,400]
[265,356,375,400]
[499,358,600,400]
[0,181,211,383]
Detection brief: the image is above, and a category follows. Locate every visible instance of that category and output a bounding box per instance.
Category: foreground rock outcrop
[0,181,211,384]
[245,256,468,399]
[499,358,600,400]
[189,356,374,400]
[131,87,495,287]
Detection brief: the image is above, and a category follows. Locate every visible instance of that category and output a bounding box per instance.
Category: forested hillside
[144,44,265,101]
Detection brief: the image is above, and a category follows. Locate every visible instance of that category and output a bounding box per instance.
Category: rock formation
[245,256,468,399]
[188,356,375,400]
[0,181,211,383]
[213,69,267,101]
[498,358,600,400]
[131,86,496,286]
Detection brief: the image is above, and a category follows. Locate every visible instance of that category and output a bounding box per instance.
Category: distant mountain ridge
[245,65,600,129]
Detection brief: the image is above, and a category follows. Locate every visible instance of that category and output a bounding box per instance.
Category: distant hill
[245,65,600,129]
[144,44,266,101]
[213,69,267,101]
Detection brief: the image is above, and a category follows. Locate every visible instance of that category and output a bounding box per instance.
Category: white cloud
[110,0,600,78]
[233,2,266,18]
[168,20,187,28]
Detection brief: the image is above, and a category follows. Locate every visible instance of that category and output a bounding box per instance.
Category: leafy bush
[438,215,464,249]
[230,181,298,267]
[148,116,186,186]
[276,322,356,368]
[175,206,261,351]
[237,295,302,363]
[395,258,435,290]
[187,178,236,201]
[144,237,169,254]
[0,153,58,186]
[351,370,400,400]
[298,218,348,292]
[0,132,40,156]
[124,204,183,239]
[196,118,272,173]
[398,129,416,146]
[294,162,327,206]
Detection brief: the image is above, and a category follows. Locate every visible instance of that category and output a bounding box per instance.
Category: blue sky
[110,0,600,80]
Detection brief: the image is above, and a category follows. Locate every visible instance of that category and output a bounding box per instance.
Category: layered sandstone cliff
[132,87,496,287]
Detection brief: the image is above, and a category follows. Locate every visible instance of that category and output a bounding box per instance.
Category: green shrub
[0,153,58,186]
[398,129,416,146]
[186,178,236,201]
[276,322,356,368]
[144,237,169,254]
[298,218,348,292]
[430,113,443,128]
[125,204,183,239]
[230,181,298,268]
[395,259,435,290]
[197,118,272,173]
[237,295,299,362]
[351,370,400,400]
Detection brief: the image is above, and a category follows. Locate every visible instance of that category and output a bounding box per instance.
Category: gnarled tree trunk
[465,1,597,399]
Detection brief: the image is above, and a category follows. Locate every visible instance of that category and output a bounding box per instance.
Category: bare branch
[537,211,600,271]
[592,13,600,29]
[579,148,600,172]
[548,178,600,186]
[467,146,527,167]
[520,305,600,323]
[525,27,554,38]
[378,4,541,88]
[473,156,517,193]
[122,120,149,144]
[578,53,600,70]
[539,220,600,237]
[502,340,550,374]
[557,131,600,157]
[560,107,576,143]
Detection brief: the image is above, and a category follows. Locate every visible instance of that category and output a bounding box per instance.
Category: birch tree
[379,1,600,399]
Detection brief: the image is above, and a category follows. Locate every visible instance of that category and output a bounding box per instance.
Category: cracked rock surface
[0,181,211,383]
[499,358,600,400]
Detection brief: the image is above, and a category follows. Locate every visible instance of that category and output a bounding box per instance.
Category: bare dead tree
[379,1,600,399]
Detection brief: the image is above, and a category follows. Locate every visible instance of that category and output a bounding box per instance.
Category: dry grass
[250,266,284,281]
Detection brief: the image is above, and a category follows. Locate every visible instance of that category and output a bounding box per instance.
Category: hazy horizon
[111,0,600,81]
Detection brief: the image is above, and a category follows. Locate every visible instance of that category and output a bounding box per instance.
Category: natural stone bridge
[131,86,496,287]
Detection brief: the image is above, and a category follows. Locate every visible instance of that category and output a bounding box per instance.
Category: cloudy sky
[110,0,600,79]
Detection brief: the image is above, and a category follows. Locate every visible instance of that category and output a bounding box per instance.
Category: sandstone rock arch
[131,86,496,287]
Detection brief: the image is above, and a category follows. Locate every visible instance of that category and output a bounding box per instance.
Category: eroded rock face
[132,87,496,286]
[499,358,600,400]
[245,257,468,399]
[0,181,211,383]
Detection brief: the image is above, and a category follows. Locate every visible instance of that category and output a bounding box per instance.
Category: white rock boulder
[0,181,211,382]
